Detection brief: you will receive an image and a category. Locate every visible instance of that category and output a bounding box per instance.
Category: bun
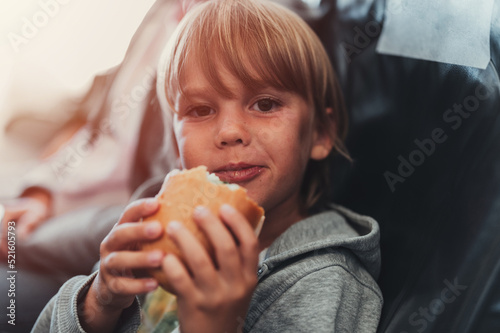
[140,166,265,291]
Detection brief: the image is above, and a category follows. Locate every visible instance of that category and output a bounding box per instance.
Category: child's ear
[310,107,334,161]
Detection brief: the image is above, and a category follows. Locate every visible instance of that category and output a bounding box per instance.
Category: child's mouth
[213,163,264,183]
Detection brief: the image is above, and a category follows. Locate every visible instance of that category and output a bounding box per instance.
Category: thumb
[118,198,159,225]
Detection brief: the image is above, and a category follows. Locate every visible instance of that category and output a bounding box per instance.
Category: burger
[140,166,265,290]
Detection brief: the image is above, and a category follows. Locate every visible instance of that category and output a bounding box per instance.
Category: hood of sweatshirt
[259,204,381,281]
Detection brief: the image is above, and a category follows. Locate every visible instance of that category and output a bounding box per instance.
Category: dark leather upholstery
[311,0,500,332]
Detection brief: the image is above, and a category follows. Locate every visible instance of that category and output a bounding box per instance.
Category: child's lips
[213,164,264,183]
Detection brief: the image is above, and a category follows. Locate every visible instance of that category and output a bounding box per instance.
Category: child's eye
[186,106,215,118]
[252,98,281,112]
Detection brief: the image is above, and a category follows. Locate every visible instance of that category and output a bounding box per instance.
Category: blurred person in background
[0,0,187,330]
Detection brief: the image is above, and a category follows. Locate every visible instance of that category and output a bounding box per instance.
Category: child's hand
[162,204,259,333]
[79,198,165,333]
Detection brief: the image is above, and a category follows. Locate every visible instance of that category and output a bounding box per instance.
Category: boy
[33,0,382,332]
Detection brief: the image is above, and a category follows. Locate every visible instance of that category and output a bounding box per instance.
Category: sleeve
[16,124,132,217]
[14,72,110,202]
[31,272,142,333]
[247,266,383,333]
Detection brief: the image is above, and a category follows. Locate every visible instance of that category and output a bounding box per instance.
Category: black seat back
[312,0,500,331]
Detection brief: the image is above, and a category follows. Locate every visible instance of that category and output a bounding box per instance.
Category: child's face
[172,59,330,220]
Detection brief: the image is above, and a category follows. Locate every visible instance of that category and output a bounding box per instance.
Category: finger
[0,220,7,257]
[104,276,159,296]
[102,221,163,253]
[118,198,159,225]
[103,250,164,272]
[193,206,241,277]
[161,254,195,295]
[0,211,19,255]
[219,204,260,275]
[16,211,45,239]
[0,243,6,258]
[1,209,24,227]
[166,221,216,283]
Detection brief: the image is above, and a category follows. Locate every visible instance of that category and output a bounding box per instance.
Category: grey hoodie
[245,204,382,332]
[32,204,382,333]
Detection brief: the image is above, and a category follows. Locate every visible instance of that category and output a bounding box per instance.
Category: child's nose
[215,114,251,147]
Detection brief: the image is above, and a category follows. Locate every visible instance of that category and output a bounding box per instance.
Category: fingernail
[145,222,161,237]
[220,204,236,214]
[145,280,158,290]
[146,199,158,209]
[148,250,163,264]
[167,221,182,234]
[193,206,209,217]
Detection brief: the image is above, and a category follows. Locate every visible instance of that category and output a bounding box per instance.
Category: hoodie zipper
[257,263,269,279]
[257,250,322,281]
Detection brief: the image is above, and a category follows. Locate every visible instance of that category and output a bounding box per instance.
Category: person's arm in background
[0,0,192,258]
[0,117,86,257]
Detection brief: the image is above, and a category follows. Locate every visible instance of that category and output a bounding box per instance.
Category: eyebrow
[178,83,295,107]
[177,86,216,103]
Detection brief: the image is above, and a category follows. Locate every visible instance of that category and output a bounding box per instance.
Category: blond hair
[157,0,349,210]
